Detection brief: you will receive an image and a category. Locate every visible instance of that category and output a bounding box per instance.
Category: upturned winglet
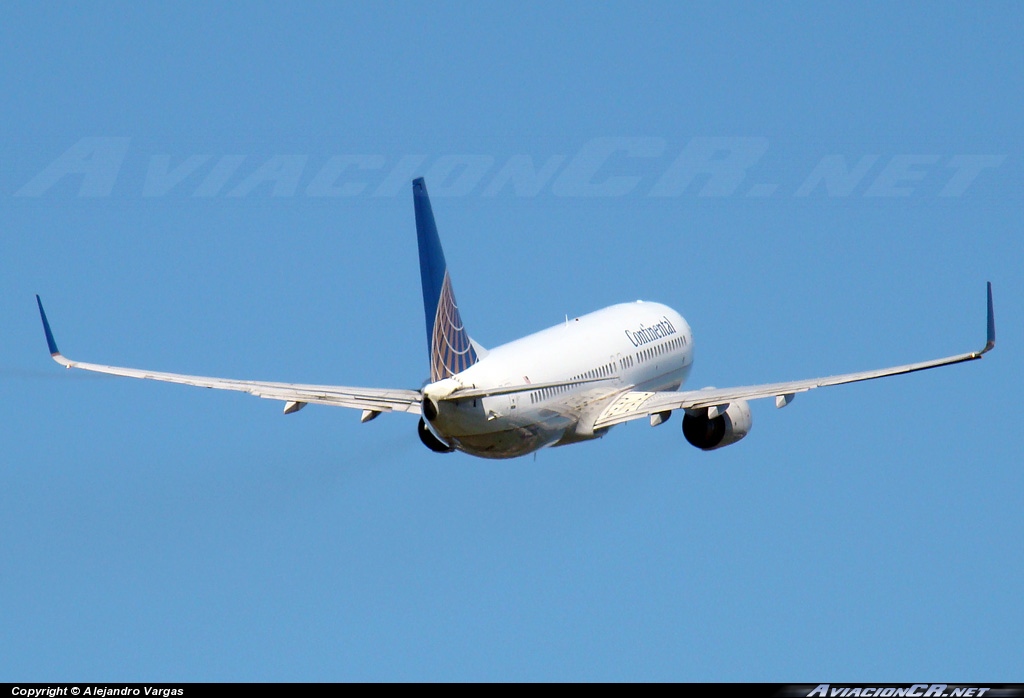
[983,281,996,355]
[35,295,71,367]
[35,295,60,356]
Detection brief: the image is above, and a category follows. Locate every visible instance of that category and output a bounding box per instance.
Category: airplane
[35,177,996,459]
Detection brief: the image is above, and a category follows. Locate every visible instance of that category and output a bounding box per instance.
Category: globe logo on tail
[430,271,478,382]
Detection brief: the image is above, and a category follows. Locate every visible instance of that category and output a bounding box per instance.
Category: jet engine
[681,400,752,451]
[418,417,455,453]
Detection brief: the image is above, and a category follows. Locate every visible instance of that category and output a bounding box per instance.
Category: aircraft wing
[594,283,996,430]
[35,297,422,416]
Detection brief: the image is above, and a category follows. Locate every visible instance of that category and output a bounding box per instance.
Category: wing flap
[37,298,422,415]
[594,350,985,429]
[594,283,995,429]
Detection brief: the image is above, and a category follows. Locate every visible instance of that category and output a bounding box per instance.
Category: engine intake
[682,400,752,451]
[418,417,454,453]
[422,395,439,421]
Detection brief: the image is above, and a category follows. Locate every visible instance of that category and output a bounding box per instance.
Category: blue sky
[1,2,1021,681]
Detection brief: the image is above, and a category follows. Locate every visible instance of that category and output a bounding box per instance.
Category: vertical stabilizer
[413,178,479,381]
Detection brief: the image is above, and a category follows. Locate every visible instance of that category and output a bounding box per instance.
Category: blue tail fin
[413,177,479,381]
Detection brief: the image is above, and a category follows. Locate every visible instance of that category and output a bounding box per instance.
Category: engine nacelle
[418,417,455,453]
[682,400,752,451]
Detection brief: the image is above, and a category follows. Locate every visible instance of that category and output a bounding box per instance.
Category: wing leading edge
[35,296,422,415]
[594,283,996,430]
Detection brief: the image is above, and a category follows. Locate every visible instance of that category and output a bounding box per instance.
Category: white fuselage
[423,301,693,458]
